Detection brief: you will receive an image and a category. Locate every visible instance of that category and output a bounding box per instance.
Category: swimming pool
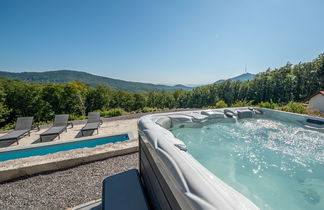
[0,134,129,162]
[138,108,324,210]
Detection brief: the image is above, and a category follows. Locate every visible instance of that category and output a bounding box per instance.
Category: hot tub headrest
[201,110,225,119]
[237,110,253,119]
[156,117,172,129]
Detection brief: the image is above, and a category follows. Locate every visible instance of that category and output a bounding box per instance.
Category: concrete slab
[0,118,139,182]
[0,136,138,182]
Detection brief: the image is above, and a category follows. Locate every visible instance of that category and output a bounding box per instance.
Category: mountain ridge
[0,70,193,93]
[0,70,257,92]
[214,73,256,84]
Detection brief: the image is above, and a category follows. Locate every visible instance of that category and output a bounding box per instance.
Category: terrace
[0,117,138,148]
[0,110,189,209]
[0,114,141,210]
[0,108,323,210]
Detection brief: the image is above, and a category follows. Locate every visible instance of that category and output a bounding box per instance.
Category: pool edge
[0,132,137,183]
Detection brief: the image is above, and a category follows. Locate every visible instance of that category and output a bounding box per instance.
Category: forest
[0,54,323,129]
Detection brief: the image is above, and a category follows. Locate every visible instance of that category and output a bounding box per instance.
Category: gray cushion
[0,129,29,141]
[14,117,33,131]
[87,112,100,123]
[81,122,100,131]
[53,114,69,127]
[41,126,66,136]
[102,169,149,210]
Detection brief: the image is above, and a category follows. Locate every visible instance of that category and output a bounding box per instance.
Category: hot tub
[137,108,324,210]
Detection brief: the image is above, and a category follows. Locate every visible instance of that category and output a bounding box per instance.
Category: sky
[0,0,323,85]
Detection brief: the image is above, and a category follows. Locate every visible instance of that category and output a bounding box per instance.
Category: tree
[0,82,11,126]
[64,81,89,116]
[132,93,147,111]
[86,85,112,112]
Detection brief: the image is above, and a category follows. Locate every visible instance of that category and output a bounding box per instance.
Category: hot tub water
[172,118,324,210]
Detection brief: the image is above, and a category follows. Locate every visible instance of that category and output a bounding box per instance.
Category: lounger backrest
[53,114,69,127]
[87,112,100,123]
[14,117,34,131]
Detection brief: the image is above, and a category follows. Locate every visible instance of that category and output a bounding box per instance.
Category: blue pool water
[172,118,324,210]
[0,135,129,162]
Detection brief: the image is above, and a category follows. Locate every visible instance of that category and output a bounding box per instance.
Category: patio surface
[0,118,138,148]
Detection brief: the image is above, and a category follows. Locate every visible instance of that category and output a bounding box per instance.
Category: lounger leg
[58,134,60,139]
[97,129,99,134]
[28,131,30,136]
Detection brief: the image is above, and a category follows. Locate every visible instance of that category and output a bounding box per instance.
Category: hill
[214,73,256,84]
[0,70,192,93]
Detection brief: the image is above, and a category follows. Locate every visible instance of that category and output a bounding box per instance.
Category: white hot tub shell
[137,107,324,210]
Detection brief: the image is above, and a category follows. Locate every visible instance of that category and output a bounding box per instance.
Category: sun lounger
[0,117,34,144]
[40,114,71,142]
[81,112,103,136]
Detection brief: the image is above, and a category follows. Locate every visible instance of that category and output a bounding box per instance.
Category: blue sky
[0,0,323,84]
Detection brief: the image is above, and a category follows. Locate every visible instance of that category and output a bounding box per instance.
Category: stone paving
[0,119,138,148]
